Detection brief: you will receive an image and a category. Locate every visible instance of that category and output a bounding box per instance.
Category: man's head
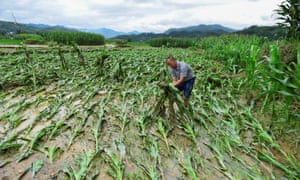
[166,56,177,69]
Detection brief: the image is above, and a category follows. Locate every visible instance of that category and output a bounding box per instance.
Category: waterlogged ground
[0,46,299,179]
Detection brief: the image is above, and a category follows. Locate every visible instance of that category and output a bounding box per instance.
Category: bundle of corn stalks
[71,43,85,65]
[96,50,109,75]
[57,45,67,70]
[151,82,194,122]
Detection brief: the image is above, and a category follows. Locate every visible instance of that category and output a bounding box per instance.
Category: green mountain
[235,25,287,40]
[114,25,287,42]
[113,24,236,41]
[165,24,235,34]
[0,20,139,38]
[1,19,287,41]
[0,20,76,35]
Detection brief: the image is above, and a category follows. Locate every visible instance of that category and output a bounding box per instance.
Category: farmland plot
[0,45,299,179]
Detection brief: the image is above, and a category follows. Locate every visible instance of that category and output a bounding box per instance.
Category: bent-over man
[166,56,195,106]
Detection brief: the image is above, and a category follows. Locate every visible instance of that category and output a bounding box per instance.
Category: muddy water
[0,124,9,139]
[162,158,182,179]
[0,139,98,179]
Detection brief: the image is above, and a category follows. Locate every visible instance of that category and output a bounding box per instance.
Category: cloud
[0,0,282,32]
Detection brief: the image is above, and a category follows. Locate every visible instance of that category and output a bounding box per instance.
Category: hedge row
[148,38,194,48]
[40,31,105,45]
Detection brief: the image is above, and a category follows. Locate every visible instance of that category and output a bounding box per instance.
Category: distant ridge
[80,28,140,38]
[165,24,236,34]
[235,25,286,40]
[0,20,77,35]
[0,20,140,38]
[0,20,286,40]
[113,24,237,41]
[113,24,287,41]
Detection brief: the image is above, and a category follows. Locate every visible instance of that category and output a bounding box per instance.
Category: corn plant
[96,49,109,75]
[27,53,37,90]
[275,0,300,40]
[105,150,124,180]
[40,146,63,163]
[144,136,161,165]
[136,162,161,180]
[7,114,25,129]
[177,151,198,180]
[111,61,124,81]
[246,45,260,88]
[17,125,52,162]
[0,133,22,151]
[157,119,170,151]
[63,150,97,180]
[154,82,194,121]
[57,44,67,70]
[31,158,44,177]
[0,37,299,179]
[72,42,85,66]
[136,115,148,137]
[261,45,286,113]
[135,91,150,137]
[48,120,67,139]
[0,160,12,168]
[258,150,299,178]
[92,108,105,152]
[204,142,227,171]
[179,121,198,145]
[68,127,83,148]
[21,45,32,63]
[119,103,130,137]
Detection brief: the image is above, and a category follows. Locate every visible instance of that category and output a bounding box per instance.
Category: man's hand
[173,77,185,87]
[172,80,177,86]
[172,77,177,86]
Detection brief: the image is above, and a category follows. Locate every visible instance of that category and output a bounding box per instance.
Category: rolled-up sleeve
[170,68,176,78]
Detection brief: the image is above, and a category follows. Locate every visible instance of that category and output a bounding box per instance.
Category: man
[166,56,196,106]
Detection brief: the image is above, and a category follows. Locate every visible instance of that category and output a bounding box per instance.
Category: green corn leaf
[31,159,44,177]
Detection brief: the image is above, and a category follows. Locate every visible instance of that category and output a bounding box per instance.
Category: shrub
[148,38,193,48]
[40,31,105,45]
[275,0,300,40]
[14,34,45,44]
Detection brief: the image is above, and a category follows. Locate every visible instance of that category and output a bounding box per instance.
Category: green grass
[127,41,150,47]
[0,39,22,45]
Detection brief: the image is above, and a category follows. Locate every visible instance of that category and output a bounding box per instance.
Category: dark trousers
[176,77,195,99]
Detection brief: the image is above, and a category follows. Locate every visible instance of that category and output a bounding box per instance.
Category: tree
[275,0,300,40]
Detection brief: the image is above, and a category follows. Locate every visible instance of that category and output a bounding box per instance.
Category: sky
[0,0,283,32]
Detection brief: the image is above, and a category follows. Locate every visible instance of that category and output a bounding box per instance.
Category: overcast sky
[0,0,282,32]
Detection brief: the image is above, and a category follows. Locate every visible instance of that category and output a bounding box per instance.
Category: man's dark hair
[167,56,176,61]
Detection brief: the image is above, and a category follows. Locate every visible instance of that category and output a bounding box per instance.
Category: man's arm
[172,77,177,85]
[172,63,187,86]
[173,77,184,86]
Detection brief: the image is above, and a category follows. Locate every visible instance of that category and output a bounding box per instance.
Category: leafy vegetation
[0,20,77,35]
[14,34,45,44]
[40,31,105,45]
[275,0,300,40]
[0,37,22,45]
[148,37,194,48]
[236,25,286,40]
[114,25,288,42]
[0,35,299,179]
